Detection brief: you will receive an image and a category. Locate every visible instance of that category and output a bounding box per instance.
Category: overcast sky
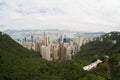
[0,0,120,32]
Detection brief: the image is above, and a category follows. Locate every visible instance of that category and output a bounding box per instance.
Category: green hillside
[0,32,42,80]
[75,31,120,80]
[75,32,120,60]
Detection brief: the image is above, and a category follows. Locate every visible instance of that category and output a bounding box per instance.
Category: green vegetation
[75,31,120,80]
[0,32,120,80]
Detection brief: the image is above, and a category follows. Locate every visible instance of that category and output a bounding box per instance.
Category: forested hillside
[75,32,120,80]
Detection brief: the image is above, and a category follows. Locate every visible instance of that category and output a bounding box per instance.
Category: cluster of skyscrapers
[16,31,94,61]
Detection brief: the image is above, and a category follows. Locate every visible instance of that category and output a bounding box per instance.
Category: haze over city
[0,0,120,32]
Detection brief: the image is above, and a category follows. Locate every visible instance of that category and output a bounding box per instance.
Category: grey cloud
[0,24,5,27]
[15,8,64,15]
[0,1,7,10]
[0,2,6,6]
[1,0,120,32]
[15,3,64,15]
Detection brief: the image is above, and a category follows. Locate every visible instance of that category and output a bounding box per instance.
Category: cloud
[0,24,5,27]
[15,7,64,15]
[0,2,6,6]
[0,0,120,32]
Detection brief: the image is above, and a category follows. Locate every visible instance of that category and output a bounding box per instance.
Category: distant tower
[24,37,27,43]
[45,37,47,47]
[58,42,67,60]
[35,37,41,52]
[60,35,62,42]
[63,35,67,43]
[59,35,63,43]
[48,36,50,43]
[31,35,33,42]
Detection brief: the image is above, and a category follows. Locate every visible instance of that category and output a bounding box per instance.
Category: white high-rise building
[66,46,72,60]
[41,44,52,61]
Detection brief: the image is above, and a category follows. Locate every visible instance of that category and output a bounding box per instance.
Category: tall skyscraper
[31,35,34,42]
[60,35,63,42]
[23,37,27,43]
[63,35,67,43]
[58,42,67,60]
[45,37,47,46]
[35,37,41,52]
[41,45,52,61]
[52,44,59,60]
[66,46,72,60]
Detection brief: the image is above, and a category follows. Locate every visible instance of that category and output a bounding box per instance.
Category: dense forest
[0,32,120,80]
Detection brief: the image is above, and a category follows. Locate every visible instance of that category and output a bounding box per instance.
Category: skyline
[0,0,120,32]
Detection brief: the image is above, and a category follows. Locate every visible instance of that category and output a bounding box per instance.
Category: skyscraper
[63,35,66,43]
[35,37,41,52]
[58,42,67,60]
[24,37,27,43]
[31,35,34,42]
[60,35,63,42]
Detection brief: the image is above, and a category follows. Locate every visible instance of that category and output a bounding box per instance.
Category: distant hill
[84,32,105,35]
[75,31,120,60]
